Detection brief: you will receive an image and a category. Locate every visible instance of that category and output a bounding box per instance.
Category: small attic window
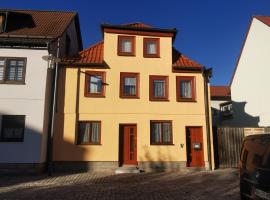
[0,14,6,33]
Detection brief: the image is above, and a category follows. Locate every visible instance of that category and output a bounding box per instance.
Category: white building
[0,9,82,173]
[211,16,270,128]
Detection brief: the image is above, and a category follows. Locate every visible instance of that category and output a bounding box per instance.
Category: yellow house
[53,23,214,172]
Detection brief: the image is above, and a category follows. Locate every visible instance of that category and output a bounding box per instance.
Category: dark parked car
[240,134,270,199]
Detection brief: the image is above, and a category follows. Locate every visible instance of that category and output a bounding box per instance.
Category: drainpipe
[48,37,61,176]
[203,67,213,170]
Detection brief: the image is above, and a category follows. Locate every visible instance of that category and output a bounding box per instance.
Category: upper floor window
[176,76,196,102]
[149,75,169,101]
[0,58,26,84]
[120,72,139,98]
[77,121,101,145]
[85,71,106,97]
[118,35,135,56]
[0,115,25,142]
[144,38,160,58]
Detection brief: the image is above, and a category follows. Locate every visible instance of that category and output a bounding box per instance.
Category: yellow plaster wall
[53,32,212,165]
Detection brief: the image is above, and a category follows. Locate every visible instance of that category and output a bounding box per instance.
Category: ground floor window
[77,121,101,145]
[0,115,25,142]
[150,120,173,145]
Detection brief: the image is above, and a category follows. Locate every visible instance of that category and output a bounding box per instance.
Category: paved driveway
[0,169,239,200]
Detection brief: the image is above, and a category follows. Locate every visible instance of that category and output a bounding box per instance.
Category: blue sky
[1,0,270,85]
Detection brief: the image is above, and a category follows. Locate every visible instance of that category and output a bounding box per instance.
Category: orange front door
[186,127,205,167]
[122,125,137,165]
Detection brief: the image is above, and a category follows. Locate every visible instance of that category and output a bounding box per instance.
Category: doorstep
[115,165,142,174]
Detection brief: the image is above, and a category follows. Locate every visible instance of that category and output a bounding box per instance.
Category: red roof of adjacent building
[0,9,77,38]
[254,16,270,27]
[210,86,231,99]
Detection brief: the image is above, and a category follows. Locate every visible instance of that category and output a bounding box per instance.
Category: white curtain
[0,60,4,81]
[90,75,102,93]
[91,122,100,143]
[122,40,132,52]
[81,123,90,143]
[7,60,24,81]
[147,42,157,54]
[162,123,171,143]
[181,81,192,98]
[154,80,165,97]
[151,123,162,143]
[124,77,136,95]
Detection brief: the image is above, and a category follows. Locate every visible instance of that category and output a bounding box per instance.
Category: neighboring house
[54,22,214,172]
[212,16,270,128]
[210,86,231,127]
[230,16,270,127]
[0,9,82,173]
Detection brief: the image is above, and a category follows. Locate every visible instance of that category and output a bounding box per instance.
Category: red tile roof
[63,42,203,69]
[172,48,203,68]
[210,86,231,98]
[254,16,270,27]
[0,9,76,38]
[63,41,104,65]
[123,22,153,28]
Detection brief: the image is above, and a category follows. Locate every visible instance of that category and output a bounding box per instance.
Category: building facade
[0,9,82,173]
[54,23,214,172]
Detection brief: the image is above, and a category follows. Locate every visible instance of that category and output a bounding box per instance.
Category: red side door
[123,125,137,165]
[187,127,205,167]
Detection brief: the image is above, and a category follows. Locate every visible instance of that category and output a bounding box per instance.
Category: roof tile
[0,9,76,38]
[254,16,270,27]
[210,86,231,98]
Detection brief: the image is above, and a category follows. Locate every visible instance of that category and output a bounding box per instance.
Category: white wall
[231,18,270,127]
[0,48,49,163]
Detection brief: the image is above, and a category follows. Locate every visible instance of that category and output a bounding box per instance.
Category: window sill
[0,82,26,85]
[84,94,105,98]
[150,98,169,102]
[118,53,135,57]
[144,54,160,58]
[150,143,174,146]
[77,143,102,145]
[120,96,140,99]
[177,99,196,102]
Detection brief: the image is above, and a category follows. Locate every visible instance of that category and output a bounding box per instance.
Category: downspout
[203,67,213,170]
[48,37,61,176]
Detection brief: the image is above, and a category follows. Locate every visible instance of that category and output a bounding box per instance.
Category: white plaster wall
[0,48,49,163]
[231,18,270,127]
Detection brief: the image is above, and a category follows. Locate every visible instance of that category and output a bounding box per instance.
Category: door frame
[119,123,137,166]
[186,126,205,167]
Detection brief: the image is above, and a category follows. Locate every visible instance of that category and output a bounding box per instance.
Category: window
[85,71,106,97]
[0,14,5,33]
[120,72,139,98]
[0,57,26,84]
[176,76,196,102]
[0,115,25,142]
[149,75,169,101]
[150,121,173,145]
[144,38,160,58]
[220,101,233,118]
[77,121,101,145]
[118,36,135,56]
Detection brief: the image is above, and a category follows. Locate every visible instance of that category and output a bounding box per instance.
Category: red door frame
[119,124,137,165]
[186,126,205,167]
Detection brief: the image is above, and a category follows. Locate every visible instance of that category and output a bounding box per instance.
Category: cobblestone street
[0,169,239,200]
